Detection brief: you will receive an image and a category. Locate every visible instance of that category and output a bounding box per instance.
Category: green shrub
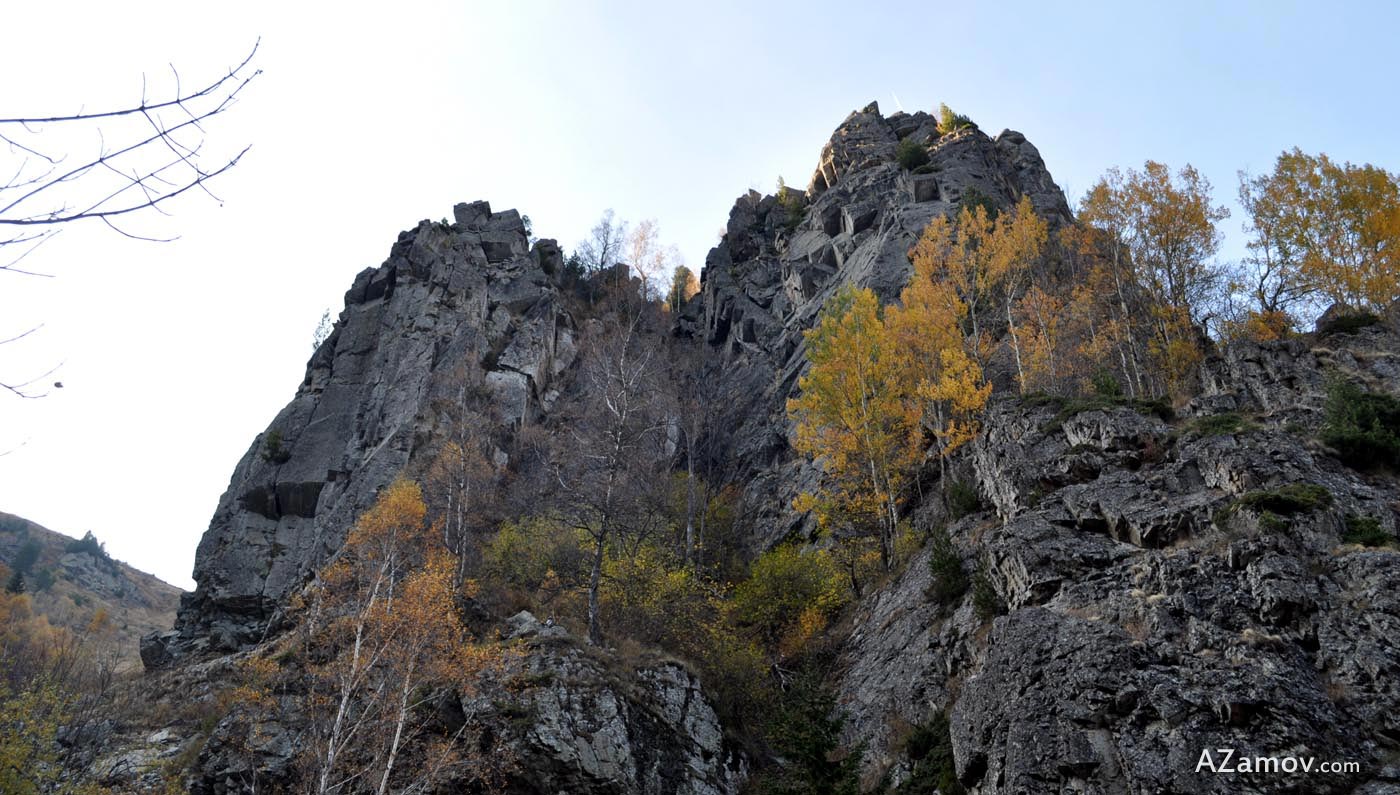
[1316,311,1381,336]
[1033,392,1175,432]
[1321,378,1400,470]
[753,665,862,795]
[1234,483,1332,514]
[733,544,849,649]
[1342,514,1392,547]
[926,526,968,607]
[1091,370,1123,399]
[896,138,930,171]
[12,540,41,574]
[776,178,805,232]
[892,712,965,795]
[32,569,54,592]
[1217,483,1333,531]
[64,531,113,564]
[261,430,292,464]
[911,163,938,175]
[1191,412,1256,437]
[956,187,998,221]
[945,481,982,520]
[972,565,1004,622]
[937,103,976,134]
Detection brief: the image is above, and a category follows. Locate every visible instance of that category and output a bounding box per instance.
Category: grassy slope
[0,511,182,670]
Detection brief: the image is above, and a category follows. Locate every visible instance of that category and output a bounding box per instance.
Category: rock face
[140,103,1400,795]
[681,102,1073,548]
[835,327,1400,793]
[164,202,577,658]
[176,613,743,795]
[461,612,747,795]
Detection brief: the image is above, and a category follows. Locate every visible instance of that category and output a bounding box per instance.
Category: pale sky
[2,1,1398,588]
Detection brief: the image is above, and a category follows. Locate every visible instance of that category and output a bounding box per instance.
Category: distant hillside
[0,512,182,670]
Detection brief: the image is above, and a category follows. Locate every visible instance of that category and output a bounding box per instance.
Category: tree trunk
[587,529,606,646]
[377,661,416,795]
[1006,296,1026,393]
[683,442,696,567]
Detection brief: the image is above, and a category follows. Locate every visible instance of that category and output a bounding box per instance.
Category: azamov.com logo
[1196,748,1361,775]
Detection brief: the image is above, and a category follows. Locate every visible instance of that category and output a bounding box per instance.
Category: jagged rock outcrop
[159,202,577,660]
[178,613,742,794]
[683,101,1073,548]
[460,612,746,795]
[129,102,1400,795]
[836,325,1400,793]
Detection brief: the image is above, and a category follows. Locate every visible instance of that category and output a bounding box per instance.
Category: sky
[2,0,1398,589]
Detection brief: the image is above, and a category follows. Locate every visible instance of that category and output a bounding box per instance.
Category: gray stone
[168,202,575,660]
[911,172,939,202]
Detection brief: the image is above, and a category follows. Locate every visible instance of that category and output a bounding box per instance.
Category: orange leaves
[301,477,508,794]
[788,286,920,569]
[787,202,1006,568]
[345,478,431,566]
[1240,149,1400,314]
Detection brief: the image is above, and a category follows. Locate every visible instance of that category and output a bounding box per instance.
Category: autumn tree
[0,590,120,794]
[1082,162,1229,324]
[667,264,701,312]
[625,218,684,301]
[1239,149,1400,315]
[1079,162,1228,392]
[1013,284,1066,393]
[907,195,1045,377]
[423,365,501,584]
[552,311,673,644]
[888,224,993,474]
[304,479,497,795]
[789,286,920,571]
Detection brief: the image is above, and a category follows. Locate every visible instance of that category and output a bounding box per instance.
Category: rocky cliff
[124,103,1400,794]
[678,101,1073,550]
[155,202,577,661]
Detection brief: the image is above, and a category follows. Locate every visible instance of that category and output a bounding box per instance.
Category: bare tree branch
[0,39,259,238]
[0,41,261,126]
[0,42,260,398]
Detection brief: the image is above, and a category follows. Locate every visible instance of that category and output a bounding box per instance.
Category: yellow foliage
[1240,148,1400,313]
[732,544,849,653]
[895,212,995,454]
[480,515,587,597]
[788,286,921,569]
[1223,309,1294,344]
[1014,285,1065,393]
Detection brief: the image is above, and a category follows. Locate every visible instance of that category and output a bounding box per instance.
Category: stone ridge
[836,320,1400,792]
[677,100,1072,549]
[153,201,578,661]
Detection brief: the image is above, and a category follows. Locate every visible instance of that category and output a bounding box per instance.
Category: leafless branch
[0,41,260,125]
[0,39,260,239]
[0,41,259,399]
